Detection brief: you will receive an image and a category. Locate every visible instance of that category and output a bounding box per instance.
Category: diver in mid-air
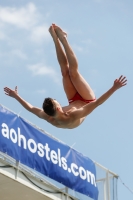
[4,24,127,129]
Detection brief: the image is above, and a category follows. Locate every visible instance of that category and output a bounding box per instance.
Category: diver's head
[42,98,62,116]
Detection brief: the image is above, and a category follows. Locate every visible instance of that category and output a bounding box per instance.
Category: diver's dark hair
[42,97,56,116]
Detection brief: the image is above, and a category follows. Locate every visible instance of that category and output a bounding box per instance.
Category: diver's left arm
[71,75,127,119]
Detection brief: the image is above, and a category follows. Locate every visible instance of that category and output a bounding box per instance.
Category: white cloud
[28,63,59,82]
[0,31,7,40]
[0,3,50,43]
[31,24,50,43]
[11,49,27,59]
[0,3,37,30]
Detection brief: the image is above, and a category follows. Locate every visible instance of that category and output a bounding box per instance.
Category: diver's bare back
[47,101,87,129]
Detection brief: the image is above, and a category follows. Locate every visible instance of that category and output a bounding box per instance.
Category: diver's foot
[52,24,67,42]
[49,25,58,41]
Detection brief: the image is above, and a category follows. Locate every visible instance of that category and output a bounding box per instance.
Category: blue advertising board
[0,104,98,200]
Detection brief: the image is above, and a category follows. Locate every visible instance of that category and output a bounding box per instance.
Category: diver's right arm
[4,86,48,120]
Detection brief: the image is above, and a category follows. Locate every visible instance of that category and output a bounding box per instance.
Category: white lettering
[28,139,37,153]
[71,163,79,176]
[61,157,67,170]
[58,148,61,167]
[37,143,44,157]
[10,128,17,143]
[51,150,58,164]
[87,170,96,186]
[1,123,9,138]
[44,143,50,161]
[0,123,96,187]
[18,128,27,149]
[79,167,87,180]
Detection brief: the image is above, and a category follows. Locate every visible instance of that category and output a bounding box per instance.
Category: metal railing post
[106,170,110,200]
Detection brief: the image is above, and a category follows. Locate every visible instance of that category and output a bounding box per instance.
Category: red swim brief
[69,92,96,104]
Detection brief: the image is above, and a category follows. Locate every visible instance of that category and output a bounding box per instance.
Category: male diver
[4,24,127,129]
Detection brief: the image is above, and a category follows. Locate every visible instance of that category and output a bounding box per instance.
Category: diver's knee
[61,68,69,78]
[69,69,79,79]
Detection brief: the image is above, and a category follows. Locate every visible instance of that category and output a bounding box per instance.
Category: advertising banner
[0,105,98,200]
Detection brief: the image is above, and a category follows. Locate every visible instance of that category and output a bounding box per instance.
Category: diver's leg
[54,24,95,100]
[49,25,76,100]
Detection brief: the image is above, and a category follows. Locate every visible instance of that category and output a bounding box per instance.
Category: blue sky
[0,0,133,199]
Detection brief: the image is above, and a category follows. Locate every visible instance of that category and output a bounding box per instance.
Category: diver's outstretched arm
[95,75,127,107]
[71,75,127,119]
[4,86,48,120]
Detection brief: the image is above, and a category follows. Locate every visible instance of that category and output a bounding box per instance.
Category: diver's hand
[4,86,18,99]
[113,75,127,90]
